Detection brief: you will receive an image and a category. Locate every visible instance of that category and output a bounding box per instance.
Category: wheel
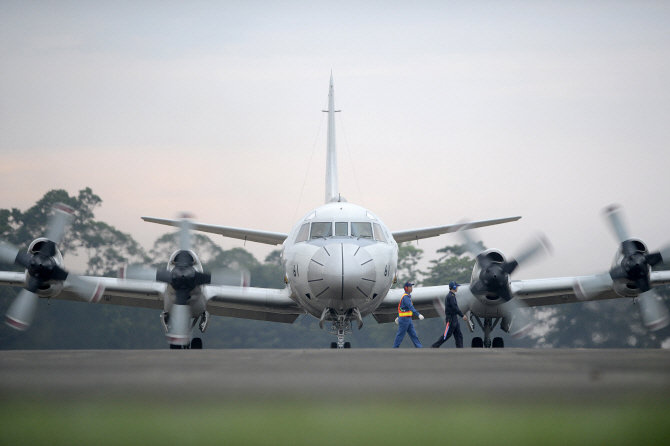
[471,337,484,348]
[169,344,182,349]
[492,337,504,348]
[330,342,337,349]
[344,342,351,348]
[191,338,203,349]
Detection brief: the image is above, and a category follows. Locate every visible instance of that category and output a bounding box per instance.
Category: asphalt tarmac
[1,349,669,402]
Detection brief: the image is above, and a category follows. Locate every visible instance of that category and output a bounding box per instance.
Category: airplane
[2,75,669,348]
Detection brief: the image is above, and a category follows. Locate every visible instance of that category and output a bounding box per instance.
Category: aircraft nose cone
[307,243,376,302]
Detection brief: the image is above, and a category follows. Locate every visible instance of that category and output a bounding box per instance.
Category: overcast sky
[2,1,669,280]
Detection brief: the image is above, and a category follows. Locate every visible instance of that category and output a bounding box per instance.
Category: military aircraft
[2,75,669,348]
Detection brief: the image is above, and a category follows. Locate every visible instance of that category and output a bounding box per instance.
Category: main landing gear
[470,315,506,348]
[164,310,209,350]
[170,337,203,349]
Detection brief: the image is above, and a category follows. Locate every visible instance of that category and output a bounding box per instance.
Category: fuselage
[282,201,398,319]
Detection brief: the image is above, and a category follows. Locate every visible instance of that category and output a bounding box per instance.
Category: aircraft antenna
[323,73,341,203]
[337,104,365,208]
[290,97,328,227]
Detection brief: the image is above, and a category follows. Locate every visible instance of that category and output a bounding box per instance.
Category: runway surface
[2,348,669,402]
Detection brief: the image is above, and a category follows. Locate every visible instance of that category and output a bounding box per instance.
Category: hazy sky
[2,1,670,280]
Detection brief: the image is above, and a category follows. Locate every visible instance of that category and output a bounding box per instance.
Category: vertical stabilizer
[324,74,339,203]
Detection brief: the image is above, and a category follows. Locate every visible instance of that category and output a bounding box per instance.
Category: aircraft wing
[0,273,167,310]
[204,285,304,323]
[371,270,670,323]
[391,216,521,244]
[0,271,304,324]
[0,271,26,287]
[141,217,289,246]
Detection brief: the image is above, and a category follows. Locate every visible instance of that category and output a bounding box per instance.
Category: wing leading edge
[391,216,521,244]
[141,217,289,246]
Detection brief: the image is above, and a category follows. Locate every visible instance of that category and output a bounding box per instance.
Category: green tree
[393,243,424,287]
[421,243,481,287]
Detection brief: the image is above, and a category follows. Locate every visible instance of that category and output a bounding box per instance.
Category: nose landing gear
[330,315,352,348]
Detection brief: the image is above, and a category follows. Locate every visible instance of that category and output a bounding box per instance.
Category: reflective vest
[398,293,413,317]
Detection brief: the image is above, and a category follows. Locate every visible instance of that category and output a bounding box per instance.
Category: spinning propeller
[0,203,104,330]
[573,205,670,331]
[124,213,248,345]
[459,224,552,338]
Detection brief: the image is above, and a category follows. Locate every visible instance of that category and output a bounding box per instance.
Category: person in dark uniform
[393,282,424,348]
[431,281,467,348]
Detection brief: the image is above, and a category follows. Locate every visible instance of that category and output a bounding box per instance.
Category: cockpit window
[351,222,373,238]
[335,222,348,236]
[295,223,310,243]
[373,223,387,243]
[310,222,332,238]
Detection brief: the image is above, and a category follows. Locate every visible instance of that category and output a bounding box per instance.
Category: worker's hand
[419,314,424,320]
[395,317,399,324]
[463,315,468,321]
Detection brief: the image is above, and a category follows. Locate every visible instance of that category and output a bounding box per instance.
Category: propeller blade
[501,298,534,339]
[602,204,630,244]
[66,274,105,303]
[637,290,670,331]
[156,269,172,283]
[194,271,211,286]
[45,203,75,245]
[508,234,552,273]
[178,213,194,252]
[572,273,614,300]
[166,304,191,346]
[432,297,446,320]
[656,242,670,266]
[457,224,485,260]
[210,268,250,287]
[0,242,20,265]
[51,265,69,282]
[5,289,40,331]
[125,265,159,281]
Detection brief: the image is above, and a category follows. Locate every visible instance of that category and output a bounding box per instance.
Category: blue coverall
[393,293,423,348]
[431,290,464,348]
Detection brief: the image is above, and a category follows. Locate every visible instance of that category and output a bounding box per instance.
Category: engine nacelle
[610,238,651,297]
[470,249,512,304]
[167,249,204,273]
[164,249,207,315]
[26,238,64,297]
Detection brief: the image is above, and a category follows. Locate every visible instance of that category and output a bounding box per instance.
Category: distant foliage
[421,244,480,287]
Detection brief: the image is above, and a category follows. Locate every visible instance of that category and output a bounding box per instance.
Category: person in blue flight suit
[431,281,468,348]
[393,282,424,348]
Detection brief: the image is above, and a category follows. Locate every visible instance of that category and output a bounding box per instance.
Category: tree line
[0,188,668,349]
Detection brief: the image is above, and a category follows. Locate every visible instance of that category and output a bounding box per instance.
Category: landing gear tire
[330,342,337,349]
[191,338,203,349]
[169,344,182,350]
[344,342,351,348]
[492,337,504,348]
[471,337,484,348]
